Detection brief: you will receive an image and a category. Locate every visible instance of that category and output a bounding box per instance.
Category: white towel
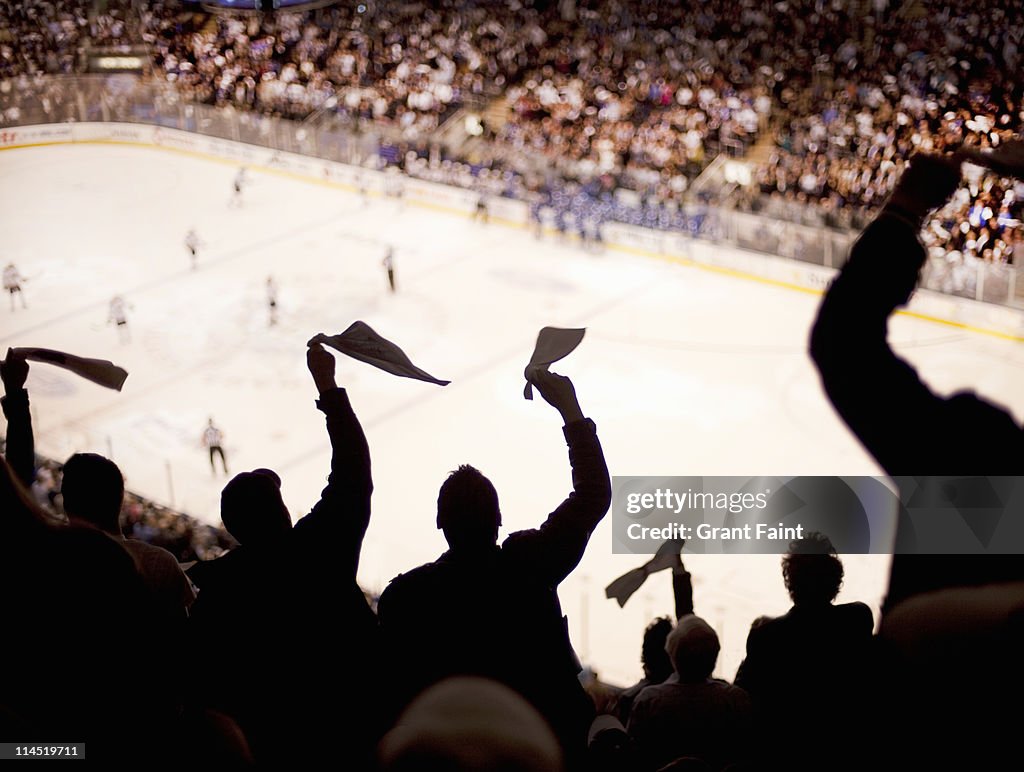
[13,347,128,391]
[523,326,585,399]
[311,321,450,386]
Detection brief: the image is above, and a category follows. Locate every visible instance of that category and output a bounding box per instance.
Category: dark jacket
[377,417,612,758]
[734,601,873,765]
[735,601,874,699]
[810,212,1024,475]
[810,212,1024,606]
[628,675,752,771]
[187,387,379,763]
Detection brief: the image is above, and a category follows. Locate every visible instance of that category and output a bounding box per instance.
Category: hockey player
[528,192,545,239]
[203,418,228,476]
[357,173,370,207]
[472,193,489,224]
[266,276,279,326]
[229,167,248,207]
[185,228,202,270]
[386,167,405,209]
[382,247,396,293]
[107,295,133,344]
[3,263,26,310]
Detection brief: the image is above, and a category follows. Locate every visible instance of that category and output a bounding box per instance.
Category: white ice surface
[4,144,1024,685]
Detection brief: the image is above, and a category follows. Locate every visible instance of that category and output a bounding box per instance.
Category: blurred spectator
[378,677,564,772]
[609,540,694,725]
[734,533,872,767]
[627,616,752,771]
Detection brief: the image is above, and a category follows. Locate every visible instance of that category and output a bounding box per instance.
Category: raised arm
[502,369,612,584]
[809,153,1020,474]
[293,342,373,575]
[1,349,34,488]
[672,556,694,619]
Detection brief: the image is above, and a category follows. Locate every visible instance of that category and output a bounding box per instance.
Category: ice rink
[5,143,1024,684]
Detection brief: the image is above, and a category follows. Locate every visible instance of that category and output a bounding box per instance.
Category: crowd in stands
[0,1,93,80]
[745,0,1024,254]
[0,0,149,79]
[490,0,773,187]
[2,2,766,183]
[1,1,1023,263]
[144,1,511,130]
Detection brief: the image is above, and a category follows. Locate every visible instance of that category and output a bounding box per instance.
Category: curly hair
[782,532,844,606]
[640,616,674,682]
